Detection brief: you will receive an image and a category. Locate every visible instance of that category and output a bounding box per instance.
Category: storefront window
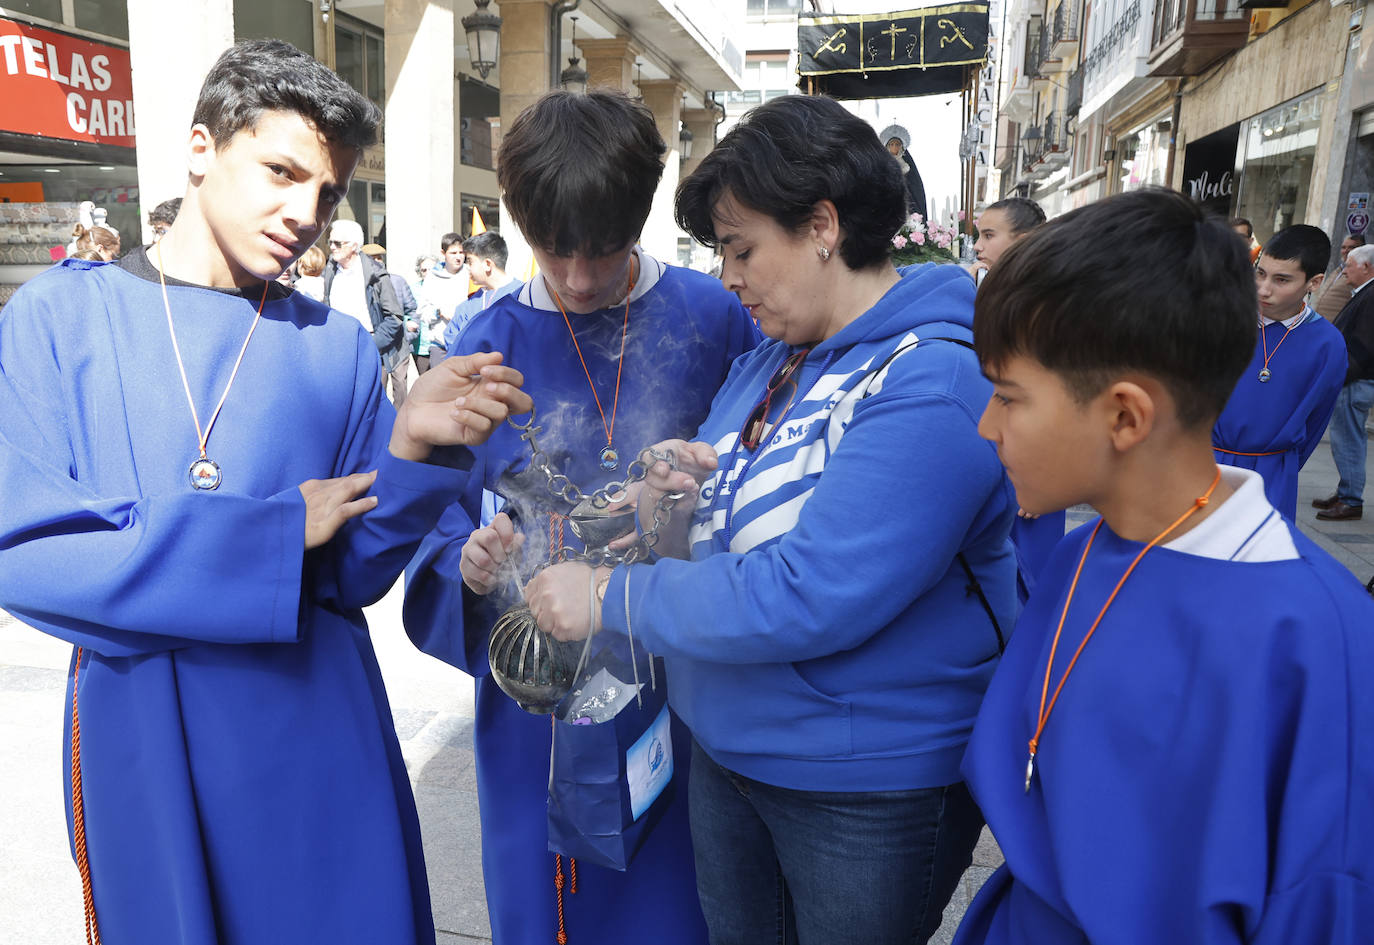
[1233,90,1322,245]
[73,0,128,41]
[335,16,384,108]
[0,163,140,246]
[1117,117,1171,192]
[6,0,63,23]
[234,0,313,55]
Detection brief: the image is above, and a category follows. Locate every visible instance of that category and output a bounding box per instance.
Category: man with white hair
[1315,243,1374,520]
[323,218,408,404]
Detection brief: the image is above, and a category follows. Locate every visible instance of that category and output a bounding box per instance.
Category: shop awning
[797,4,989,99]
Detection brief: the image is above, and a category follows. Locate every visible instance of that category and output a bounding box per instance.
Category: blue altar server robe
[1213,308,1345,519]
[0,256,469,944]
[404,259,758,944]
[954,494,1374,945]
[1010,511,1066,588]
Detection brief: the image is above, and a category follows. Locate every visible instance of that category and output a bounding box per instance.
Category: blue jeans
[1329,379,1374,505]
[688,740,984,945]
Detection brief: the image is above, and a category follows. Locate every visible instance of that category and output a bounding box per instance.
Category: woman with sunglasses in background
[525,94,1018,945]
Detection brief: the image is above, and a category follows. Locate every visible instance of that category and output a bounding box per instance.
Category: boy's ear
[1103,379,1156,454]
[1307,271,1325,293]
[187,123,216,179]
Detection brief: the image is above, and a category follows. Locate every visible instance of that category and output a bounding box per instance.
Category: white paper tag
[626,704,673,820]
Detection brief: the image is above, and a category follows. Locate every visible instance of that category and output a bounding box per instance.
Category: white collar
[1353,278,1371,297]
[1161,466,1298,562]
[1260,304,1309,330]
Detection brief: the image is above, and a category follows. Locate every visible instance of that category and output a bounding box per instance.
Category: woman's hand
[459,512,524,595]
[608,439,719,558]
[1016,507,1040,520]
[524,562,610,642]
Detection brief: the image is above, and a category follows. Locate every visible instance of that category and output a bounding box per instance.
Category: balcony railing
[1050,1,1080,60]
[1148,0,1248,75]
[1082,0,1141,81]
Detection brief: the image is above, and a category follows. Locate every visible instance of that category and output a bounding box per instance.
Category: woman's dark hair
[984,197,1046,235]
[192,40,380,152]
[498,89,665,258]
[675,95,905,270]
[974,187,1256,429]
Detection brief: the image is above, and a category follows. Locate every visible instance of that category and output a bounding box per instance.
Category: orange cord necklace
[550,258,636,471]
[1025,467,1222,793]
[1257,307,1305,383]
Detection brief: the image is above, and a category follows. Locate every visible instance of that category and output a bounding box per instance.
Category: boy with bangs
[402,89,758,944]
[1212,224,1346,520]
[955,188,1374,945]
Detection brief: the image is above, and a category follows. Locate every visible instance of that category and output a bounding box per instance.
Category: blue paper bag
[546,634,674,872]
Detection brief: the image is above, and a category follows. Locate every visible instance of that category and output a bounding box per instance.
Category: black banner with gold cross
[797,4,989,99]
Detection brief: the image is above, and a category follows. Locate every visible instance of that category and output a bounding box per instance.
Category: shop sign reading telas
[0,18,134,148]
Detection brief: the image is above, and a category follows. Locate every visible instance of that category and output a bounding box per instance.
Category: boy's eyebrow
[983,369,1020,387]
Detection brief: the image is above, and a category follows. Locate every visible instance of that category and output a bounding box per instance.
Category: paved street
[4,432,1373,944]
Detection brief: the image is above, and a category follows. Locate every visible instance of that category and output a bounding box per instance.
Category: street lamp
[559,15,588,94]
[679,124,694,159]
[463,0,502,80]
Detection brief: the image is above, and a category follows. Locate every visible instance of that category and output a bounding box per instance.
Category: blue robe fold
[1010,512,1066,588]
[404,264,759,944]
[954,520,1374,945]
[1213,311,1346,519]
[0,258,467,944]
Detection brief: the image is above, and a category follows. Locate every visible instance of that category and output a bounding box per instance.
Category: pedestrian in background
[416,232,469,362]
[363,242,421,386]
[294,245,327,301]
[324,218,408,405]
[1314,234,1366,321]
[443,230,519,349]
[1314,243,1374,521]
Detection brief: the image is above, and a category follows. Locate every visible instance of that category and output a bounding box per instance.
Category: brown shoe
[1312,493,1340,510]
[1316,501,1363,521]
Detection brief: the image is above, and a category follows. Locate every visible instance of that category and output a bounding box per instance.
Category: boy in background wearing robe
[0,40,531,945]
[957,187,1374,944]
[402,89,758,945]
[1212,224,1346,520]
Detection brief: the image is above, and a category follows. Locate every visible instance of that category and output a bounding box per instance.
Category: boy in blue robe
[1213,225,1346,520]
[402,90,759,944]
[958,187,1374,944]
[0,41,531,945]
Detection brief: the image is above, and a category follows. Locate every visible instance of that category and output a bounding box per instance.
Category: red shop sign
[0,18,135,148]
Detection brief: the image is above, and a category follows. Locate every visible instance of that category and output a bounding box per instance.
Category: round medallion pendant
[189,458,223,491]
[1258,368,1272,383]
[599,445,619,471]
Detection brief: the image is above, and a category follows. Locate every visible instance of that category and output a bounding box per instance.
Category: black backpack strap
[957,552,1006,655]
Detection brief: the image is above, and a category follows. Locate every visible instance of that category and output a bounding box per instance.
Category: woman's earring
[818,245,831,261]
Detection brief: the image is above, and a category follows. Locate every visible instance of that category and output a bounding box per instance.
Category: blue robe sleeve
[0,288,306,657]
[603,370,1009,664]
[307,330,472,610]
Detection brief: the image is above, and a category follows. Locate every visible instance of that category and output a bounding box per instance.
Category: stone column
[679,106,719,181]
[496,0,553,279]
[127,0,234,245]
[638,78,687,263]
[577,37,640,94]
[385,0,455,276]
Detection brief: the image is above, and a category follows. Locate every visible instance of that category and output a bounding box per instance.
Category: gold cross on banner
[880,22,908,60]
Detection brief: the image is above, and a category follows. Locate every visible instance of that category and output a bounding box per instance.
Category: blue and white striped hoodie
[601,263,1018,791]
